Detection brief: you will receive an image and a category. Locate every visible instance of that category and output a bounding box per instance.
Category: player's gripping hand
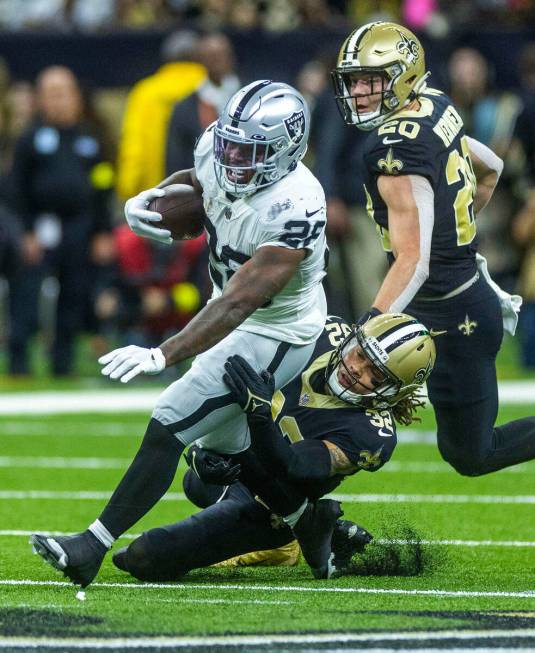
[98,345,166,383]
[355,306,382,327]
[124,187,173,245]
[185,445,241,485]
[223,355,274,417]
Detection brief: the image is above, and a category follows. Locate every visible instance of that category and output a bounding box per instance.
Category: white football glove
[98,346,166,383]
[124,187,173,245]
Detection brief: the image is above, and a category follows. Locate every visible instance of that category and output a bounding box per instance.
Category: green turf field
[2,400,535,651]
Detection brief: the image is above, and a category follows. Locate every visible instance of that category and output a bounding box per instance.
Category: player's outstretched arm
[99,246,305,382]
[466,136,504,215]
[223,355,353,482]
[370,174,434,313]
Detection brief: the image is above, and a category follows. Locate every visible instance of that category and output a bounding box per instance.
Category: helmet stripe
[379,323,427,352]
[343,22,379,66]
[230,80,272,127]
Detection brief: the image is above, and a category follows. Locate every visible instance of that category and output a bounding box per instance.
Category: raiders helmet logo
[284,110,306,144]
[396,32,419,63]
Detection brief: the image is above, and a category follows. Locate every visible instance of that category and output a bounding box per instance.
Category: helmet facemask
[326,328,402,409]
[326,314,435,410]
[214,125,292,197]
[332,21,430,131]
[213,80,309,198]
[332,63,416,131]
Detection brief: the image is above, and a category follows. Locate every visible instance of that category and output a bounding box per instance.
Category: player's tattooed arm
[160,246,306,366]
[323,440,358,476]
[157,167,203,193]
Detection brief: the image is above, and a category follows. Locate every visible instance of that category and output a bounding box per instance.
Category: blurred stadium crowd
[0,0,535,376]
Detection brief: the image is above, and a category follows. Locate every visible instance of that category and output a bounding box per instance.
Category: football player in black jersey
[331,21,535,477]
[112,313,435,580]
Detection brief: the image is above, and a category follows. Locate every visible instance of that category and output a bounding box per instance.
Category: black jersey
[362,88,478,297]
[272,316,397,497]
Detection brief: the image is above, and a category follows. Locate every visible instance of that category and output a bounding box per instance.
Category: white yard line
[5,529,535,548]
[0,457,131,469]
[2,578,535,599]
[4,456,533,474]
[4,489,535,504]
[0,380,533,415]
[2,630,535,650]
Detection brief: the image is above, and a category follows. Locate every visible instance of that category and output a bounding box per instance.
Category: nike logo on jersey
[305,208,322,217]
[382,137,403,145]
[378,428,393,437]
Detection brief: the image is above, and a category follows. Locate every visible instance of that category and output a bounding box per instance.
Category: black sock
[99,418,184,538]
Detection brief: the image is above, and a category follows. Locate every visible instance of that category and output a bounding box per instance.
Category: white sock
[282,500,308,528]
[88,519,115,549]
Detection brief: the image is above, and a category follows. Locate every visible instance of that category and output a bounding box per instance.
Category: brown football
[148,184,205,240]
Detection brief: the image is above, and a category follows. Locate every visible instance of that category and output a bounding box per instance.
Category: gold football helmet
[332,21,429,130]
[326,313,436,409]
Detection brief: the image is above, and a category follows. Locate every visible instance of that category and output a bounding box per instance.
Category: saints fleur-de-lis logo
[378,147,403,174]
[396,32,420,63]
[358,446,384,470]
[458,314,478,336]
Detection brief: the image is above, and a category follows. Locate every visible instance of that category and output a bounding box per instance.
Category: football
[148,184,205,240]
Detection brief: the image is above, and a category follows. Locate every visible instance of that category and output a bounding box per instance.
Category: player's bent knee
[439,448,488,477]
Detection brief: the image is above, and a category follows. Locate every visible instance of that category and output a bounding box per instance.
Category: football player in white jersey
[31,81,335,586]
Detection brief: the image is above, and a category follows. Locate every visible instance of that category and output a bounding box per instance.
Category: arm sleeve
[247,414,332,482]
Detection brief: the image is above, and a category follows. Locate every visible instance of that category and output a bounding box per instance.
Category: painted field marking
[0,380,532,415]
[4,490,535,505]
[5,456,533,474]
[5,530,535,549]
[2,629,535,650]
[2,579,535,599]
[0,457,131,469]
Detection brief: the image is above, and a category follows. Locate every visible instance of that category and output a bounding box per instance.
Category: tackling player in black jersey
[112,314,435,580]
[332,21,535,478]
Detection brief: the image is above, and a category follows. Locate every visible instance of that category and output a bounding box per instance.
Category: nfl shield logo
[284,111,305,144]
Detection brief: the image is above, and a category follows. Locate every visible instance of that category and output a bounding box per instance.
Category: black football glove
[185,444,241,485]
[223,355,274,417]
[355,306,382,327]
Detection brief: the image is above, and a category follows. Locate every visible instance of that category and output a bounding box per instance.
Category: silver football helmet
[213,80,310,197]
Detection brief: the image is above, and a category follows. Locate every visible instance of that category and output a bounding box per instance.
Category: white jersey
[194,124,327,345]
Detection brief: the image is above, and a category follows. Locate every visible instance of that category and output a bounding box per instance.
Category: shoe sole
[30,534,68,571]
[30,534,88,587]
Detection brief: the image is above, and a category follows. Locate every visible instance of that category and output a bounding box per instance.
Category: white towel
[476,253,523,336]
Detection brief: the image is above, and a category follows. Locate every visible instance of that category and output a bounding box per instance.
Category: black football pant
[409,276,535,476]
[120,471,293,581]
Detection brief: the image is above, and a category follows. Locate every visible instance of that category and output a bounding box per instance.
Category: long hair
[391,392,427,426]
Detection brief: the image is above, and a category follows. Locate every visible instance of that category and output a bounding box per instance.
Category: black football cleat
[30,530,107,588]
[331,519,373,574]
[292,499,343,579]
[111,546,129,573]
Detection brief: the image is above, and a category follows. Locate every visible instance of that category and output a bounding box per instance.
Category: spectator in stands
[448,47,523,291]
[116,30,206,201]
[7,65,114,376]
[304,54,386,320]
[512,191,535,368]
[512,43,535,182]
[166,33,239,174]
